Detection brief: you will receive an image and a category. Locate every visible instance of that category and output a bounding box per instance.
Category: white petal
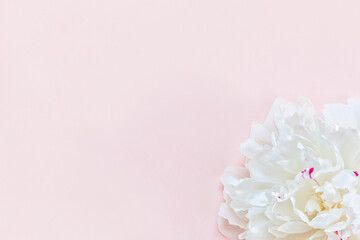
[331,169,358,190]
[277,221,312,233]
[323,103,358,129]
[229,179,272,210]
[316,182,342,203]
[240,138,265,160]
[308,230,326,240]
[249,122,272,146]
[246,149,293,183]
[218,216,244,240]
[221,166,249,186]
[305,198,321,215]
[246,207,274,240]
[219,203,247,228]
[342,193,360,213]
[324,221,348,232]
[309,209,344,229]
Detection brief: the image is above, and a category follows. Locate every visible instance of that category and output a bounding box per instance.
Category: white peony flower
[218,98,360,240]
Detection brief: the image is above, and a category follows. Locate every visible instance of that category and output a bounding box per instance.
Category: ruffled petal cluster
[219,98,360,240]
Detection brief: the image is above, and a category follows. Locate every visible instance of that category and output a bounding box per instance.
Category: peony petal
[221,166,249,187]
[245,207,274,240]
[229,179,272,210]
[305,198,321,215]
[218,98,360,239]
[308,230,327,240]
[249,122,273,146]
[342,193,360,213]
[218,216,244,240]
[240,138,266,160]
[323,103,358,130]
[277,221,313,234]
[246,149,293,183]
[331,169,358,190]
[324,221,348,232]
[219,203,247,228]
[309,209,344,229]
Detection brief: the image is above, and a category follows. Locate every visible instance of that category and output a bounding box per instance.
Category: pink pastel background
[1,0,360,239]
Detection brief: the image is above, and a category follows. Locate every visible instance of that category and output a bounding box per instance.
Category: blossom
[218,98,360,240]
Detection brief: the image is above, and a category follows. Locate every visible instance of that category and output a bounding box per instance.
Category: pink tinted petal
[218,216,245,240]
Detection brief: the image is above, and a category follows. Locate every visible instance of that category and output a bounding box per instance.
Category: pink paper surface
[1,0,360,239]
